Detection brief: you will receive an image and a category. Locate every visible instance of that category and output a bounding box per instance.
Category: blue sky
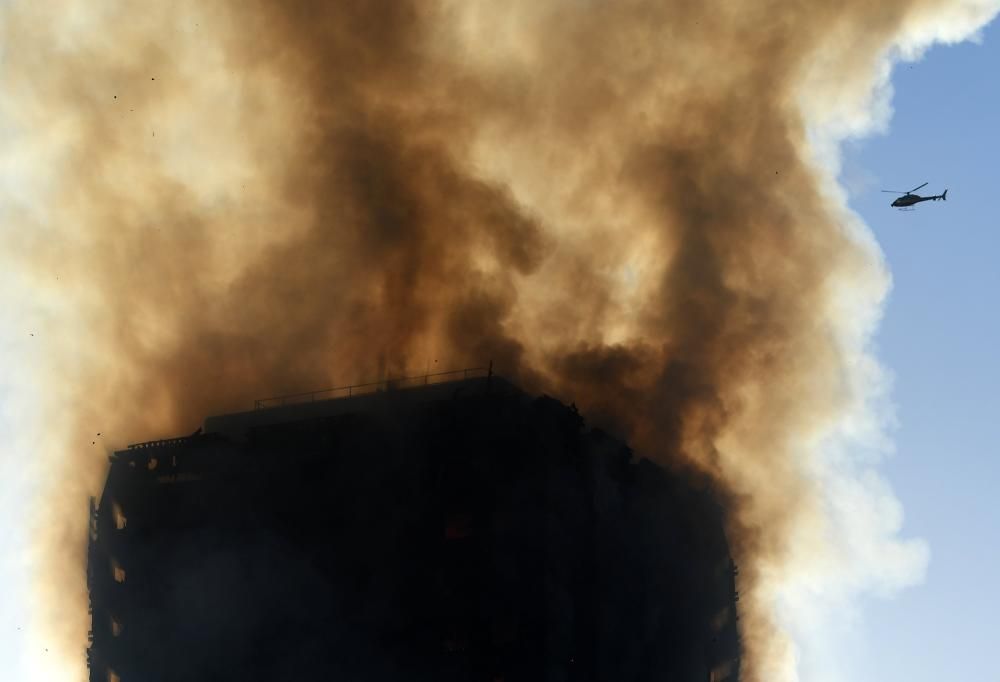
[842,17,1000,681]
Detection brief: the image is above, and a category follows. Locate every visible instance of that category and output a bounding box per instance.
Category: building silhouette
[87,374,741,681]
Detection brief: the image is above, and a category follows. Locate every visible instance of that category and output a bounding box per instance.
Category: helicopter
[882,182,948,210]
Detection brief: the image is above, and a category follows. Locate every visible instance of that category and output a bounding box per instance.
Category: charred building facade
[87,375,741,681]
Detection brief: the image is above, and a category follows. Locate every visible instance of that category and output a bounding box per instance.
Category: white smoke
[777,3,1000,679]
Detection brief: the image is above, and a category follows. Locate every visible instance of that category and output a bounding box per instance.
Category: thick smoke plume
[1,1,996,680]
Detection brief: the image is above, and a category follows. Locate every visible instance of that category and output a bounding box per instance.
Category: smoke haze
[2,1,997,679]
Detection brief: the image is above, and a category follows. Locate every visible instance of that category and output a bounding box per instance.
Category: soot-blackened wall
[88,377,740,681]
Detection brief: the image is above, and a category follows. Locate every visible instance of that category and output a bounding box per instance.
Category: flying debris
[882,182,948,210]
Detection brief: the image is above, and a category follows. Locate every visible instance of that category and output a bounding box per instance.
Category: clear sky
[839,16,1000,681]
[0,10,998,682]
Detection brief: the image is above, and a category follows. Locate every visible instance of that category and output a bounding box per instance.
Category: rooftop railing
[127,436,198,451]
[253,366,490,410]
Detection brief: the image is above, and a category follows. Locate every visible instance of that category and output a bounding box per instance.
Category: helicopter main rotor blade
[909,182,928,193]
[881,190,907,194]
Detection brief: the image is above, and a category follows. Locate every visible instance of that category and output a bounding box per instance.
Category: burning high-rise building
[3,2,967,678]
[87,373,740,681]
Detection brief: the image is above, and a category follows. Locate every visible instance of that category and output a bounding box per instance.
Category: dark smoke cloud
[3,0,987,678]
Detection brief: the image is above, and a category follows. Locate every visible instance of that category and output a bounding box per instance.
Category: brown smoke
[2,0,980,679]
